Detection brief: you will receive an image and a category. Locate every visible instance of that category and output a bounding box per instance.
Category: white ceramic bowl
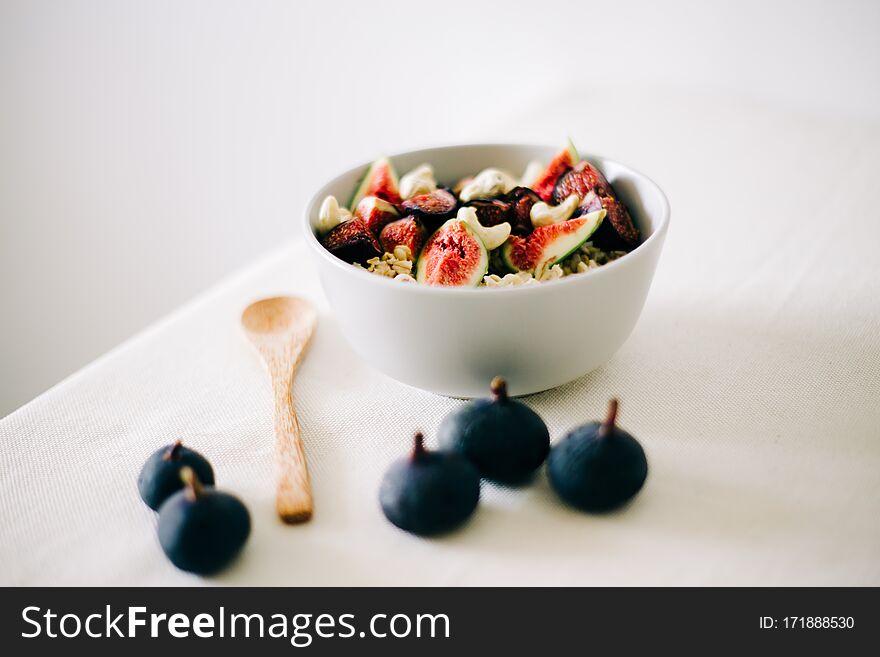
[303,143,669,398]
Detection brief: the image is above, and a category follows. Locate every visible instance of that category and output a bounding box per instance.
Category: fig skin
[437,377,550,485]
[464,199,511,228]
[379,433,480,536]
[157,467,251,575]
[400,188,457,217]
[552,160,614,203]
[379,215,426,256]
[556,163,640,247]
[353,195,399,236]
[137,440,215,511]
[321,217,383,264]
[504,186,541,235]
[584,196,640,249]
[547,400,647,512]
[400,188,459,233]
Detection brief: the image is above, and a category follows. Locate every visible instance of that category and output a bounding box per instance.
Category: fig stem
[600,399,619,437]
[179,466,203,500]
[163,440,183,461]
[490,376,508,401]
[411,432,427,460]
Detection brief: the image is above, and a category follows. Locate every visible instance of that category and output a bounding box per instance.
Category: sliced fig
[501,210,606,274]
[559,162,640,248]
[379,215,427,257]
[349,156,401,210]
[532,138,579,202]
[322,217,382,264]
[552,160,614,204]
[505,186,542,235]
[354,195,399,235]
[416,218,488,287]
[583,195,640,249]
[577,189,604,215]
[401,188,458,218]
[465,198,510,227]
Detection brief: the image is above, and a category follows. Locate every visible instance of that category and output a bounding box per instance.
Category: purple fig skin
[379,433,480,536]
[400,188,458,218]
[322,218,382,264]
[558,163,640,248]
[504,187,541,235]
[573,192,640,249]
[465,199,511,228]
[552,161,614,203]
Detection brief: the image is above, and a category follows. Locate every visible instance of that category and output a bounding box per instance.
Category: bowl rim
[302,142,670,296]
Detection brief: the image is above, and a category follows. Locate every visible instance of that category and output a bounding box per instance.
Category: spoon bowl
[242,296,316,337]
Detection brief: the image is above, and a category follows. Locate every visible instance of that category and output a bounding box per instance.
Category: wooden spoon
[242,296,317,523]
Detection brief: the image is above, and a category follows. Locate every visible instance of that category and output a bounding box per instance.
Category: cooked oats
[366,249,414,279]
[482,272,538,287]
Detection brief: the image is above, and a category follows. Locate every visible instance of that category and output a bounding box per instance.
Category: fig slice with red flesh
[557,162,640,248]
[504,186,542,235]
[464,199,511,228]
[354,195,400,236]
[552,160,614,203]
[379,215,427,257]
[501,210,606,274]
[531,138,579,202]
[322,217,382,264]
[401,188,458,218]
[348,157,401,210]
[416,218,488,287]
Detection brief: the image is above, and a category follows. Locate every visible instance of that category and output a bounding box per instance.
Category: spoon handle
[271,371,313,523]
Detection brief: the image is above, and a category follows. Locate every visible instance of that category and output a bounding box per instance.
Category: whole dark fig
[157,467,251,575]
[437,377,550,485]
[548,399,647,512]
[379,433,480,536]
[137,440,214,510]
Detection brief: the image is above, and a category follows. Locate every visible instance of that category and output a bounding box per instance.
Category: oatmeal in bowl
[314,140,639,288]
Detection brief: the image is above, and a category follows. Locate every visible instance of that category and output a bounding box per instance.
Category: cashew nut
[399,164,437,199]
[458,206,511,250]
[317,195,352,234]
[459,168,517,202]
[530,194,580,228]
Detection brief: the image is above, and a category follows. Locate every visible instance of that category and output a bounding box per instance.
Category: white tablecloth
[2,91,879,586]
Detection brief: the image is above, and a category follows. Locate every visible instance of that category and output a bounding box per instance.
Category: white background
[2,0,880,417]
